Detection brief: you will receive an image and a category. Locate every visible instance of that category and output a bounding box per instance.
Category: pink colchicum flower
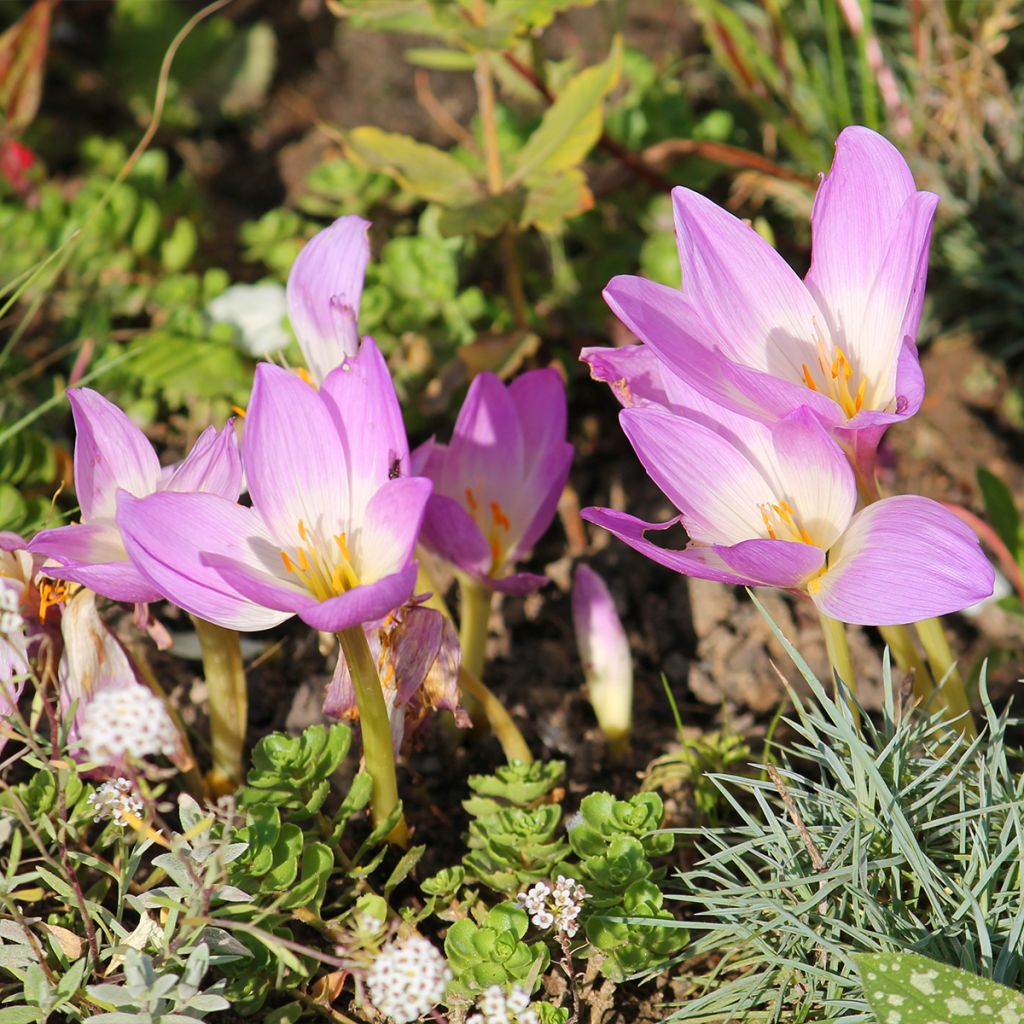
[572,564,633,743]
[30,389,242,604]
[116,341,432,634]
[602,127,938,472]
[413,369,574,594]
[287,215,371,384]
[580,365,993,626]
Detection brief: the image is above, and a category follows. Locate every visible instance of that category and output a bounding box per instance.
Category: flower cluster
[79,687,178,765]
[364,935,451,1024]
[517,875,589,938]
[581,126,994,625]
[467,985,539,1024]
[88,777,144,827]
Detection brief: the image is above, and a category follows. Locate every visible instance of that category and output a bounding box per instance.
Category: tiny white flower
[365,935,450,1023]
[88,777,144,827]
[80,686,178,766]
[207,281,290,358]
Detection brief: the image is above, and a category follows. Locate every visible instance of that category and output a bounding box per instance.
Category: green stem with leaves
[338,626,408,846]
[190,616,246,794]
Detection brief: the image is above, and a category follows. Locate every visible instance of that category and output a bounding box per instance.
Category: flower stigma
[279,518,359,601]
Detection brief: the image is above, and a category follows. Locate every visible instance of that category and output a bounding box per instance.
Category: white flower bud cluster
[365,935,451,1023]
[516,875,589,938]
[80,687,178,765]
[467,985,539,1024]
[88,777,144,827]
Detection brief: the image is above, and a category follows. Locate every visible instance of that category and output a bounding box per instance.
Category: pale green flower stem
[877,623,934,701]
[817,610,858,724]
[458,576,493,681]
[338,626,408,846]
[190,616,246,794]
[914,616,977,738]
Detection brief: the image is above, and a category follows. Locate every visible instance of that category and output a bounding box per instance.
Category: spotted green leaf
[856,951,1024,1024]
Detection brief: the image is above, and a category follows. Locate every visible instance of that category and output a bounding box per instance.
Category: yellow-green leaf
[344,127,479,205]
[438,191,523,238]
[511,35,622,184]
[520,169,592,232]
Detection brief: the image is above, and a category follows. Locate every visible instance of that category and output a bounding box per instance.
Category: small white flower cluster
[0,585,22,636]
[88,777,144,827]
[365,935,451,1023]
[80,687,178,765]
[467,985,539,1024]
[517,875,589,938]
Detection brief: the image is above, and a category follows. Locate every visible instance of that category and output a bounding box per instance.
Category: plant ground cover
[2,2,1024,1023]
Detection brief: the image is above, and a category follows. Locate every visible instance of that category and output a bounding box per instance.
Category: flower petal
[163,423,242,499]
[813,496,994,625]
[486,570,549,595]
[715,537,825,588]
[671,186,824,373]
[295,564,419,632]
[769,408,856,550]
[287,215,371,382]
[508,368,567,463]
[619,405,771,545]
[69,388,160,521]
[580,343,674,409]
[321,337,409,512]
[117,491,292,631]
[805,126,919,350]
[514,442,573,556]
[244,362,349,546]
[419,493,491,576]
[444,372,524,503]
[580,506,753,585]
[30,524,163,604]
[352,476,432,582]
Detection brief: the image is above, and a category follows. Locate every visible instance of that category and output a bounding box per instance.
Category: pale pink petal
[163,423,242,499]
[351,476,431,582]
[508,368,567,463]
[813,496,994,625]
[715,537,825,588]
[295,564,419,632]
[244,362,349,546]
[287,215,371,383]
[486,570,549,595]
[580,507,752,585]
[580,343,674,409]
[805,126,919,348]
[69,389,160,521]
[515,442,573,556]
[117,491,291,631]
[419,493,491,576]
[620,406,771,545]
[671,186,824,373]
[769,408,856,550]
[321,338,410,512]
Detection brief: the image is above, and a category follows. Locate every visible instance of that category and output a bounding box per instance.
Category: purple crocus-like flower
[412,369,574,594]
[572,564,632,744]
[29,389,242,605]
[287,215,371,384]
[116,340,432,633]
[603,127,938,467]
[581,377,993,626]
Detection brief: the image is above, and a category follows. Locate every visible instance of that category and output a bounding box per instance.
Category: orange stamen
[230,405,247,419]
[801,364,818,391]
[490,500,510,532]
[281,550,296,573]
[465,487,478,513]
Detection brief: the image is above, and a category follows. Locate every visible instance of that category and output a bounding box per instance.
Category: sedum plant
[667,599,1024,1022]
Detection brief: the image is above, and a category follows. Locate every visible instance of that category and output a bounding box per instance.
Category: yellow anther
[335,532,351,562]
[854,377,867,412]
[281,550,296,573]
[296,547,310,572]
[760,506,778,541]
[298,519,308,542]
[801,364,818,391]
[465,487,478,513]
[230,405,247,419]
[296,367,315,387]
[37,579,68,622]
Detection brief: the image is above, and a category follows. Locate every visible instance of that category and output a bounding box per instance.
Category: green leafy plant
[667,599,1024,1022]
